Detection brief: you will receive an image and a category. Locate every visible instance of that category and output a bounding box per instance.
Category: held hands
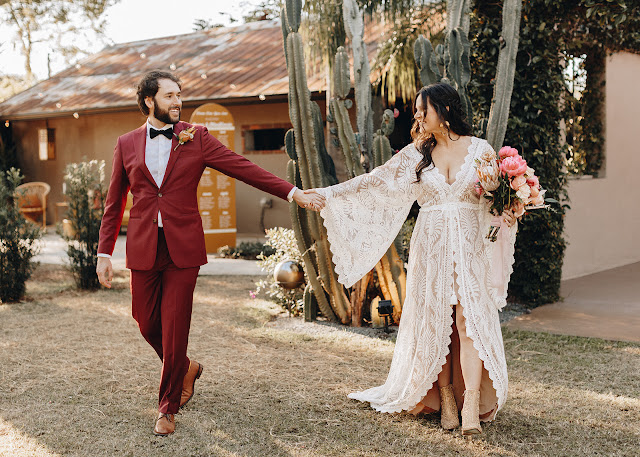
[292,188,326,211]
[96,257,113,288]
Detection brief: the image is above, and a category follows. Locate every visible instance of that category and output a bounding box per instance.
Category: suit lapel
[134,123,157,188]
[160,122,184,189]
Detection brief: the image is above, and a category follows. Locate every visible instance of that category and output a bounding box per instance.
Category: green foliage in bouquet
[0,168,42,303]
[255,228,305,317]
[59,160,105,290]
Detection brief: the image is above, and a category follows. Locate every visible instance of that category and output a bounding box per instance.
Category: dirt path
[0,265,638,457]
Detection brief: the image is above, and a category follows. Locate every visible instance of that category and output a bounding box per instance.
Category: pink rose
[510,175,527,190]
[530,186,540,198]
[500,155,528,178]
[498,146,518,159]
[530,194,544,206]
[516,184,531,203]
[527,175,540,189]
[512,199,525,217]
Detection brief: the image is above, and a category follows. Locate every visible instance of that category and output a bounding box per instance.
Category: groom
[96,70,324,436]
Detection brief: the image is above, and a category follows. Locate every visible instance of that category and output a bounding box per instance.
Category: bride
[313,83,519,435]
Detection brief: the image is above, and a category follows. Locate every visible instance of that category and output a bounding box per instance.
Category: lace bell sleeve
[315,145,420,288]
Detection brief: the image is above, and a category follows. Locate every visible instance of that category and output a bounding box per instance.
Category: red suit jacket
[98,121,294,270]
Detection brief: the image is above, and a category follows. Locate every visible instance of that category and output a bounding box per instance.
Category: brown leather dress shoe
[180,360,203,408]
[153,412,175,436]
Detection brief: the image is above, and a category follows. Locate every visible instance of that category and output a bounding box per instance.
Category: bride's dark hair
[412,83,473,182]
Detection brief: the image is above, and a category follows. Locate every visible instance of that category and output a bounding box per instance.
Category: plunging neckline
[431,136,477,189]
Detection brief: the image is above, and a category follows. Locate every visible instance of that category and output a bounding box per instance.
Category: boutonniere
[174,126,196,151]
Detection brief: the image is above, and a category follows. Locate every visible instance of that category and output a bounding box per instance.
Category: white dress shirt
[145,121,173,227]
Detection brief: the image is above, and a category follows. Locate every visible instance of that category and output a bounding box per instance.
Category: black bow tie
[149,127,173,140]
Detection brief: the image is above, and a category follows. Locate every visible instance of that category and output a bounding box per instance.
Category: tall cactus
[283,0,351,324]
[485,0,523,150]
[328,47,364,178]
[343,0,374,170]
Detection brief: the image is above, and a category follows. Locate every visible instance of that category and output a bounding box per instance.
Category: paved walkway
[35,232,264,276]
[506,262,640,343]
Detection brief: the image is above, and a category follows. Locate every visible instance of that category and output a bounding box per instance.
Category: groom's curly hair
[136,70,182,116]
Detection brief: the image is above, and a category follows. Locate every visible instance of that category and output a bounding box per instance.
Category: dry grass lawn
[0,264,638,457]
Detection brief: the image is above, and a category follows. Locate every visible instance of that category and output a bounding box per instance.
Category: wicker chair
[15,182,51,228]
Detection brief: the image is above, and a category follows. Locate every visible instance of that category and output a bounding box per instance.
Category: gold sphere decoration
[273,260,305,290]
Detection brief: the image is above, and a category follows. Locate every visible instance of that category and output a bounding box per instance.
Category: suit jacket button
[153,218,157,223]
[158,192,162,197]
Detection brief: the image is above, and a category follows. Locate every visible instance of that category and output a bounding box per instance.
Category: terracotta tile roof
[0,19,383,120]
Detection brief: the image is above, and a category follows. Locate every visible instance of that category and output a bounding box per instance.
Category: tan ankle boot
[439,384,460,430]
[461,389,482,436]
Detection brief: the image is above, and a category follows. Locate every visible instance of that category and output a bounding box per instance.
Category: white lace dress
[316,136,517,419]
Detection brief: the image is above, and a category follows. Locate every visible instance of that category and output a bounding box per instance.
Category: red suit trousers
[130,228,199,414]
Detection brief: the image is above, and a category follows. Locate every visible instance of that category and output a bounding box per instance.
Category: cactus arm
[447,0,470,33]
[311,102,338,186]
[291,34,322,188]
[414,35,442,86]
[287,160,337,322]
[284,0,301,33]
[281,8,290,66]
[343,0,373,167]
[486,0,523,150]
[333,46,351,99]
[303,284,318,322]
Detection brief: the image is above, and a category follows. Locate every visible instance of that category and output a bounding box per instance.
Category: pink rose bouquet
[475,145,551,241]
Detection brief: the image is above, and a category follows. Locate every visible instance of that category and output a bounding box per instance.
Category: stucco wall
[11,100,303,236]
[562,51,640,279]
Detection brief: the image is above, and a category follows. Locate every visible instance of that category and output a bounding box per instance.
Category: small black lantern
[377,299,394,333]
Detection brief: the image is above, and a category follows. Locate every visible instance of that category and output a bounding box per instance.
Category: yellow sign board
[190,103,236,253]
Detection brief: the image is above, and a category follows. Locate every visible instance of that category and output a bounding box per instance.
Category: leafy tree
[0,73,30,102]
[1,0,119,83]
[243,0,282,22]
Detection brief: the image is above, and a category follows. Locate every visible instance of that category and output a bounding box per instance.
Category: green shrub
[218,241,275,260]
[59,160,105,289]
[0,168,42,303]
[254,227,305,316]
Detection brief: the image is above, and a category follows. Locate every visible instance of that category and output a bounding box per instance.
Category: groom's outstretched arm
[199,126,324,209]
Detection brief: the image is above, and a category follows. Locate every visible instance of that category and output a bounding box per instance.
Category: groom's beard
[154,100,181,125]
